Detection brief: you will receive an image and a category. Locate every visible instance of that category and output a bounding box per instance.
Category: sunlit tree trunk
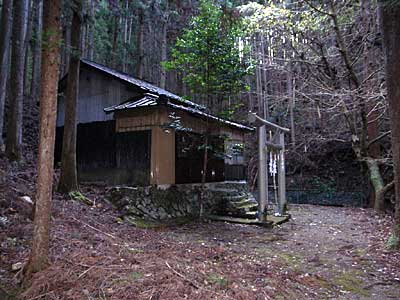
[25,0,61,277]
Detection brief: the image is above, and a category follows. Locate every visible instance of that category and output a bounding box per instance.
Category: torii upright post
[278,132,287,214]
[258,125,267,222]
[249,112,290,222]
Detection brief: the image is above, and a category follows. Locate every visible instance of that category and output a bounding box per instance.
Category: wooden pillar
[278,132,287,214]
[150,126,175,185]
[258,125,268,222]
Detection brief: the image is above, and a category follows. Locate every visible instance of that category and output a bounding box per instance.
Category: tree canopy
[163,0,253,110]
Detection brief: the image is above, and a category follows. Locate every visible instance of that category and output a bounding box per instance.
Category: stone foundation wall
[107,182,248,220]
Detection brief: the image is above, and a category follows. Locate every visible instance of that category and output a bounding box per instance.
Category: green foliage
[163,0,253,103]
[386,232,400,249]
[238,1,336,58]
[310,176,337,194]
[91,0,147,70]
[207,273,229,287]
[69,191,93,205]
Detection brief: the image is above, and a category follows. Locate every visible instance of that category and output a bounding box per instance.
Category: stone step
[224,206,259,218]
[206,214,273,227]
[206,214,290,226]
[224,191,257,200]
[234,203,258,211]
[212,181,247,190]
[229,198,258,207]
[226,201,258,210]
[223,194,247,199]
[209,188,238,196]
[244,211,258,216]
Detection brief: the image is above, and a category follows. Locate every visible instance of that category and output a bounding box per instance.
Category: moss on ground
[332,271,370,297]
[0,285,17,300]
[123,216,195,229]
[206,273,229,288]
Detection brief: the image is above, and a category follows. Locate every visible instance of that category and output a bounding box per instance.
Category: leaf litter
[1,155,400,299]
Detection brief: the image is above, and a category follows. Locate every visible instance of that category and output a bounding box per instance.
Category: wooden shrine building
[55,59,253,186]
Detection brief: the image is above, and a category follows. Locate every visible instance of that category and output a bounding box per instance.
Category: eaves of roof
[104,94,254,132]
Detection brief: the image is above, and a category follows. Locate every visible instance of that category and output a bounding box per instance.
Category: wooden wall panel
[75,121,116,170]
[57,66,141,126]
[115,108,164,132]
[116,130,151,185]
[150,126,175,185]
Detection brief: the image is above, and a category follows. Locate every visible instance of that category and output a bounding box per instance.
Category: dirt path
[268,205,400,299]
[164,205,400,299]
[1,197,400,299]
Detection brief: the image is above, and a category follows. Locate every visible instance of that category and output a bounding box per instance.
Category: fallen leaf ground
[0,153,399,300]
[1,176,400,300]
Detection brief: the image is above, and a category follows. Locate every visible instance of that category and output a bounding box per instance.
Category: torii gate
[248,112,290,222]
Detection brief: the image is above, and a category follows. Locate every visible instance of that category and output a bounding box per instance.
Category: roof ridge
[80,58,206,111]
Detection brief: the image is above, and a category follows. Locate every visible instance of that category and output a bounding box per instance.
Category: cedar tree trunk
[0,0,13,149]
[30,0,43,105]
[160,16,168,89]
[380,0,400,248]
[58,1,82,193]
[6,0,28,161]
[135,8,144,79]
[25,0,61,277]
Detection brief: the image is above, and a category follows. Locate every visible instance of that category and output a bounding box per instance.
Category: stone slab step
[209,188,238,195]
[233,203,258,211]
[206,215,273,227]
[224,210,258,219]
[229,199,258,207]
[212,181,247,189]
[223,195,248,201]
[206,214,290,227]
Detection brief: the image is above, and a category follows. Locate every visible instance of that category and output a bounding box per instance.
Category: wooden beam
[264,141,283,150]
[248,112,290,133]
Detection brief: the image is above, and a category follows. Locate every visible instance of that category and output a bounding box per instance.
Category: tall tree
[135,8,145,79]
[30,0,43,105]
[240,1,392,212]
[380,0,400,248]
[164,0,251,111]
[0,0,13,150]
[85,0,95,60]
[156,0,171,89]
[6,0,28,161]
[164,0,252,215]
[58,0,82,193]
[23,0,33,100]
[25,0,61,277]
